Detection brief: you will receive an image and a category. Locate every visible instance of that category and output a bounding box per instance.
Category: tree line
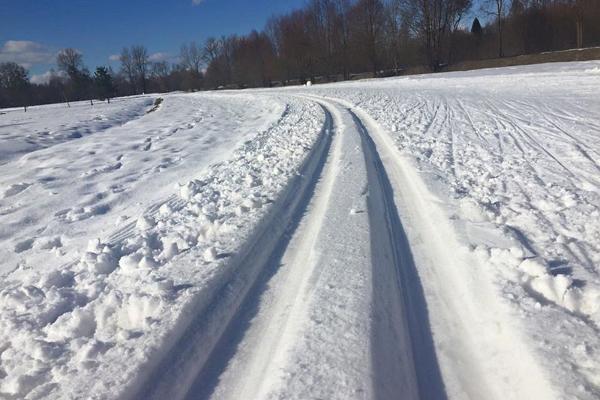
[1,0,599,110]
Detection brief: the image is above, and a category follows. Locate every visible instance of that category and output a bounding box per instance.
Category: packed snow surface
[1,61,599,399]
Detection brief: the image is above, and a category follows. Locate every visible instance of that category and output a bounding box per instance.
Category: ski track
[289,64,600,399]
[176,94,556,400]
[181,97,442,400]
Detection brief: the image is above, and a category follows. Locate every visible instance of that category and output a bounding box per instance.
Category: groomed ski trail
[179,98,443,400]
[138,95,557,400]
[311,96,556,400]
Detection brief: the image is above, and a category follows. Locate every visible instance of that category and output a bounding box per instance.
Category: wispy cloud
[192,0,204,5]
[0,40,55,68]
[149,52,171,62]
[108,54,120,62]
[30,70,66,85]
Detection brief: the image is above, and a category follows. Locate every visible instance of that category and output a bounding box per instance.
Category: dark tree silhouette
[57,48,93,103]
[471,17,483,35]
[94,67,114,103]
[3,0,600,106]
[0,62,30,111]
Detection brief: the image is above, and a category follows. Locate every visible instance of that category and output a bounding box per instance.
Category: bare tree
[384,0,413,72]
[333,0,352,79]
[151,61,170,92]
[220,36,238,84]
[276,10,315,82]
[229,30,276,87]
[483,0,509,57]
[353,0,386,74]
[403,0,472,70]
[306,0,347,79]
[57,48,92,103]
[572,0,594,48]
[180,42,203,75]
[575,0,584,48]
[151,61,169,78]
[119,47,137,93]
[202,37,221,65]
[131,45,149,94]
[57,48,84,76]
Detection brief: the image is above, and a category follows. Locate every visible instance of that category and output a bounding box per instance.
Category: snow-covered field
[1,61,599,399]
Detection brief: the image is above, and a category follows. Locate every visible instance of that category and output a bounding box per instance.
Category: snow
[284,60,600,399]
[0,96,153,165]
[1,61,600,399]
[0,93,322,399]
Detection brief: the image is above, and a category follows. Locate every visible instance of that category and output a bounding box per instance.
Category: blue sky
[0,0,306,81]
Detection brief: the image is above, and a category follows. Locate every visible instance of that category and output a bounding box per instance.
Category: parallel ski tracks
[137,96,444,400]
[139,94,554,400]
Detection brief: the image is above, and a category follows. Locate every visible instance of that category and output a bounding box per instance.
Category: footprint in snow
[2,182,32,198]
[142,138,152,151]
[14,238,35,253]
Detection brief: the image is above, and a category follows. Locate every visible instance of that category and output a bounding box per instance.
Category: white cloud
[108,54,121,62]
[192,0,205,4]
[30,70,66,85]
[0,40,55,68]
[149,52,171,62]
[30,71,52,84]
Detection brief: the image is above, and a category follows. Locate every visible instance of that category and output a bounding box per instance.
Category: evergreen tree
[94,67,114,103]
[471,17,483,36]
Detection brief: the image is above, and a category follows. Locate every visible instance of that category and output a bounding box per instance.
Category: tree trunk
[576,20,583,48]
[498,19,504,57]
[497,0,504,58]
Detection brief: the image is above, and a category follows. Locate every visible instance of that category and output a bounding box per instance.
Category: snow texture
[0,94,323,399]
[1,61,600,399]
